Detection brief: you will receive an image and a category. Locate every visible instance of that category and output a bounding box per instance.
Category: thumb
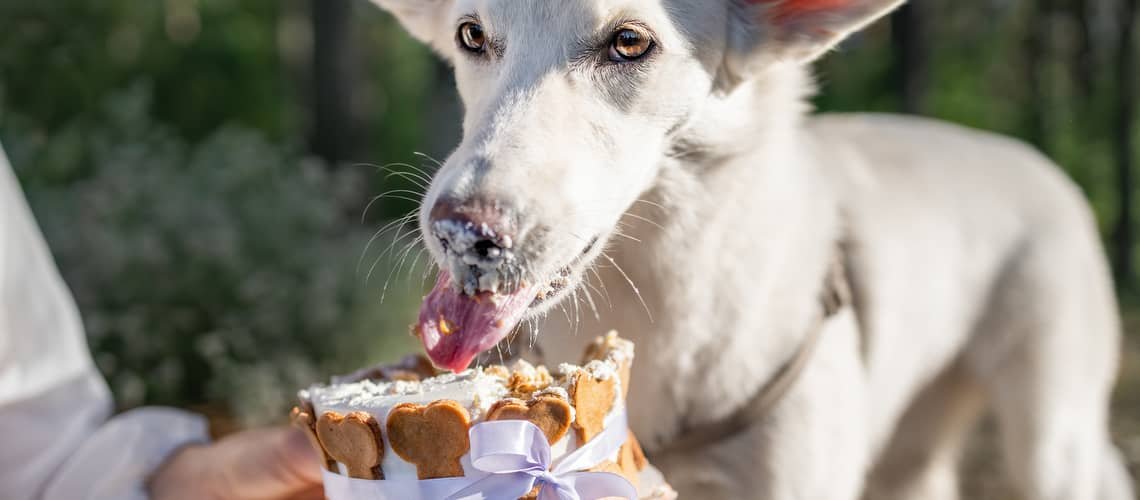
[208,426,324,500]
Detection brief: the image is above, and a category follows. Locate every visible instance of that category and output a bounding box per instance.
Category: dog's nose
[429,198,515,263]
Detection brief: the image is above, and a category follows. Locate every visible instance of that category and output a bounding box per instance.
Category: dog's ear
[369,0,453,51]
[721,0,905,86]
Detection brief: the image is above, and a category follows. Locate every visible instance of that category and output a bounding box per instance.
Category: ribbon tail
[536,482,580,500]
[444,472,538,500]
[537,472,638,500]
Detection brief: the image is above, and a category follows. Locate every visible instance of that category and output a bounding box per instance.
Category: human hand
[149,426,324,500]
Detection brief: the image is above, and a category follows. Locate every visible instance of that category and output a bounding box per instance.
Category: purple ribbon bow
[318,405,637,500]
[445,406,637,500]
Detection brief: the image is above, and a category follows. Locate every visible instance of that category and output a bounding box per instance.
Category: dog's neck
[598,64,845,447]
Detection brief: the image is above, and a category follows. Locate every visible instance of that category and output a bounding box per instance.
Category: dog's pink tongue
[416,271,537,372]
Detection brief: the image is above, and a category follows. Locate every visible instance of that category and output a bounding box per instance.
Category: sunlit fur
[369,0,1134,498]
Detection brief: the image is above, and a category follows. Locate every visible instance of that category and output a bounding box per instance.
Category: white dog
[368,0,1135,498]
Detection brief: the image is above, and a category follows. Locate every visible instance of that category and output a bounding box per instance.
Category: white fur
[369,0,1134,498]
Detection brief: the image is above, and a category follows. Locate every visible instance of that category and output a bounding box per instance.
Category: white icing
[510,359,539,377]
[304,333,634,482]
[583,360,616,380]
[555,359,624,410]
[534,386,568,401]
[597,330,635,363]
[556,363,579,377]
[308,369,508,421]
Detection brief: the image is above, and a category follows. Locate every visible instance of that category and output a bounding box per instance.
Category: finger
[284,485,327,500]
[209,426,324,500]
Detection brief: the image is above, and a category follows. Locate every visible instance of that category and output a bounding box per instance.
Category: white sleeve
[0,145,209,500]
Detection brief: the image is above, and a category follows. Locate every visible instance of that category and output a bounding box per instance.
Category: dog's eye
[458,21,486,53]
[609,25,654,61]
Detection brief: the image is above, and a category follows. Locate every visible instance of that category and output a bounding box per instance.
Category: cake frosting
[305,368,509,421]
[296,331,637,486]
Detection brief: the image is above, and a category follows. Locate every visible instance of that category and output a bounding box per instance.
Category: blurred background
[1,0,1137,495]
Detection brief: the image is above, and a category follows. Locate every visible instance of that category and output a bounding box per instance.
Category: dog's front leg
[653,312,870,499]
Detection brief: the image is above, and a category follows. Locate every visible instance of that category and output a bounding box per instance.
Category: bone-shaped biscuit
[290,404,337,472]
[588,459,625,475]
[617,431,644,489]
[486,395,573,443]
[624,430,648,471]
[581,335,633,400]
[316,411,385,479]
[386,400,471,479]
[506,365,554,398]
[616,360,632,400]
[569,372,617,443]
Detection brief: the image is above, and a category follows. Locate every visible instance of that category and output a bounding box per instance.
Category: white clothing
[0,145,208,500]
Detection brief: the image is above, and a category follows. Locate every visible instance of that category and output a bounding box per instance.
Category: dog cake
[292,332,676,499]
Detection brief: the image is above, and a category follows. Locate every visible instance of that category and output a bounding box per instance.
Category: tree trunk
[1112,0,1137,291]
[310,0,357,166]
[889,2,927,114]
[1023,0,1054,152]
[1069,0,1095,99]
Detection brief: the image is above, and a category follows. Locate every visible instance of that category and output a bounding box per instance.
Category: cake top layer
[301,368,511,421]
[302,330,635,422]
[292,331,639,484]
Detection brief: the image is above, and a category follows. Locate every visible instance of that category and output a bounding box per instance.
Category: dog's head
[373,0,902,371]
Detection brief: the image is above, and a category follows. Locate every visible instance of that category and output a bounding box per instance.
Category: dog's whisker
[374,189,427,201]
[383,171,429,191]
[381,195,425,205]
[571,286,583,337]
[379,161,432,177]
[362,191,423,222]
[621,211,665,231]
[361,186,419,224]
[381,234,424,303]
[356,162,436,189]
[406,246,429,288]
[348,161,409,173]
[495,340,506,366]
[359,209,415,247]
[412,151,444,169]
[612,230,642,244]
[421,255,438,289]
[532,311,547,350]
[581,282,602,321]
[632,198,667,212]
[366,224,422,286]
[366,224,415,286]
[357,212,417,273]
[381,159,436,179]
[587,267,613,309]
[557,297,574,332]
[602,252,653,322]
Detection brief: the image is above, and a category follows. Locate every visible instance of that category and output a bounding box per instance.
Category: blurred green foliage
[0,0,1136,425]
[815,3,1133,238]
[0,0,435,423]
[5,82,422,424]
[0,0,292,141]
